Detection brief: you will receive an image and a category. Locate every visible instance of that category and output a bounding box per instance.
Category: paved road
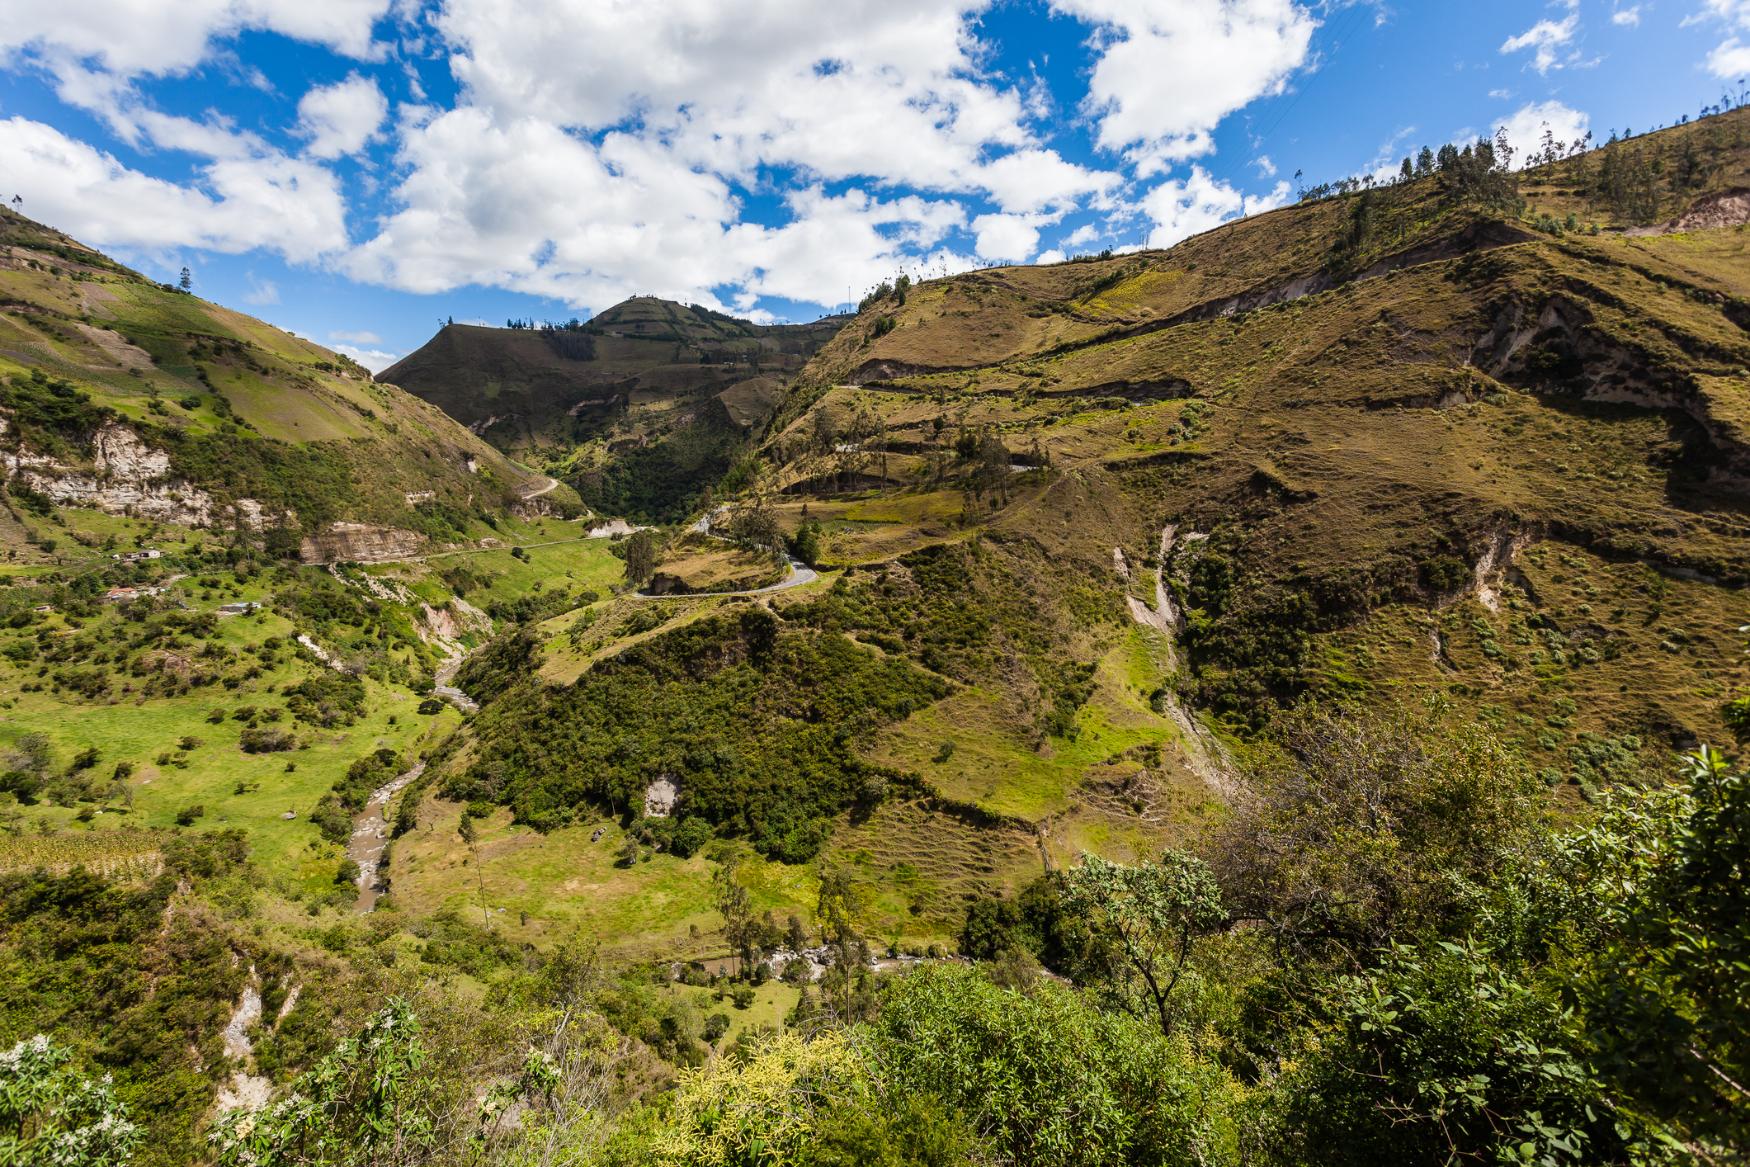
[635,556,818,599]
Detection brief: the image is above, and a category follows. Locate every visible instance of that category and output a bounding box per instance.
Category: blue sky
[2,1,1744,370]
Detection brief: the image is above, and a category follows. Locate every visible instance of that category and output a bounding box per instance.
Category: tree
[1580,746,1750,1151]
[178,267,192,293]
[1213,702,1536,965]
[713,859,757,977]
[1059,851,1224,1038]
[790,520,823,567]
[726,499,781,556]
[622,529,658,588]
[0,1035,141,1167]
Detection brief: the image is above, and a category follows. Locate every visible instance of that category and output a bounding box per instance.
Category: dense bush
[873,965,1238,1167]
[446,610,944,859]
[281,671,367,728]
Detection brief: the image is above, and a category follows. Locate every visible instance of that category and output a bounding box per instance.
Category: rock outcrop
[298,522,427,564]
[1,420,278,528]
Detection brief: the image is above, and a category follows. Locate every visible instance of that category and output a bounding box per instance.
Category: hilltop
[0,209,561,562]
[381,297,845,521]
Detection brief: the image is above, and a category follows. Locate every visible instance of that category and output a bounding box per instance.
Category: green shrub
[872,965,1239,1167]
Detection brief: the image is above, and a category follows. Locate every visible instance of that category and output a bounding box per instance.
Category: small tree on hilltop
[178,266,192,293]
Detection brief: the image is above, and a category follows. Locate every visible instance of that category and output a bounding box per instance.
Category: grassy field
[388,797,820,959]
[0,596,462,897]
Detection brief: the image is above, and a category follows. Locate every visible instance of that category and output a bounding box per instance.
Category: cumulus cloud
[342,105,972,310]
[1708,39,1750,75]
[433,0,1111,212]
[1497,100,1591,166]
[330,342,401,372]
[0,115,348,260]
[1050,0,1318,174]
[1501,7,1580,74]
[297,74,387,158]
[1612,5,1641,26]
[330,1,1128,311]
[0,0,389,77]
[1139,167,1290,249]
[1691,0,1750,76]
[331,328,381,345]
[972,212,1050,263]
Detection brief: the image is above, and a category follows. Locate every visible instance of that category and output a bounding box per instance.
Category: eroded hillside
[0,209,557,562]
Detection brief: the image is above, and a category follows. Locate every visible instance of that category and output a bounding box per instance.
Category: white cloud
[729,187,974,305]
[1501,9,1579,74]
[1497,100,1590,166]
[0,0,389,78]
[1612,5,1642,26]
[1254,154,1278,177]
[975,149,1120,214]
[972,212,1049,262]
[331,343,401,372]
[331,328,381,345]
[1139,166,1289,249]
[335,3,1130,312]
[1708,38,1750,75]
[433,0,1113,212]
[1688,0,1750,75]
[243,272,279,304]
[1050,0,1319,174]
[296,73,387,158]
[1689,0,1750,29]
[0,115,348,260]
[343,106,974,311]
[1063,223,1104,249]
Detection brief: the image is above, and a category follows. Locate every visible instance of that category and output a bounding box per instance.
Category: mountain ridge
[381,295,848,521]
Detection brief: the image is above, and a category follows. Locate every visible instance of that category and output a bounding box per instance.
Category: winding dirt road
[634,556,819,600]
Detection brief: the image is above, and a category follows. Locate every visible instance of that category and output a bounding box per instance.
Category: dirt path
[520,475,561,500]
[348,761,425,912]
[1122,525,1237,799]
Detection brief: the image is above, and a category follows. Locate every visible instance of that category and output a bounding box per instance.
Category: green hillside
[380,297,844,521]
[3,111,1748,1167]
[0,207,556,561]
[431,108,1750,947]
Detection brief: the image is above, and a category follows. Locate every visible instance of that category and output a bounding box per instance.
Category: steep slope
[0,208,552,562]
[381,297,845,521]
[770,107,1750,755]
[425,109,1750,950]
